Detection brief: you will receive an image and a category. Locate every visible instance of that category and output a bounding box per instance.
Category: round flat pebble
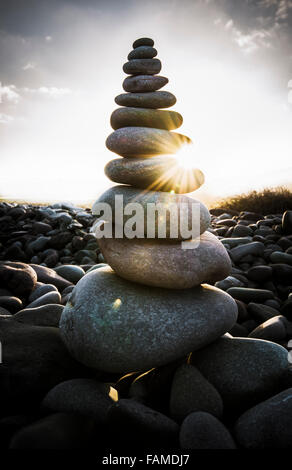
[110,107,183,131]
[180,412,236,449]
[115,91,176,109]
[104,157,204,193]
[133,37,154,48]
[123,75,168,93]
[106,127,191,157]
[123,58,161,75]
[128,46,157,60]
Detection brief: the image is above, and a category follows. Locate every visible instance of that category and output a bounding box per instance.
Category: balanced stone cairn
[60,38,238,373]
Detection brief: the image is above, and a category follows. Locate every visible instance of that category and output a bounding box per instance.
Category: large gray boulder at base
[98,231,232,289]
[59,266,238,374]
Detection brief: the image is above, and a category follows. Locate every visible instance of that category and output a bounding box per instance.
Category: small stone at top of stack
[105,37,204,194]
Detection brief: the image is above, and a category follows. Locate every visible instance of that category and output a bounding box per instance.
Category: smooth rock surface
[248,315,288,341]
[28,283,58,302]
[0,316,91,414]
[106,127,191,157]
[128,46,157,60]
[105,157,204,193]
[25,291,61,309]
[60,266,238,373]
[123,58,161,75]
[110,107,183,130]
[54,265,85,284]
[10,413,96,449]
[42,379,117,423]
[0,262,37,297]
[235,388,292,448]
[180,412,236,449]
[133,37,154,48]
[123,75,168,93]
[226,287,274,303]
[191,336,288,412]
[13,304,64,327]
[169,364,223,422]
[92,185,210,240]
[98,231,232,289]
[115,91,176,109]
[29,264,72,291]
[107,398,179,447]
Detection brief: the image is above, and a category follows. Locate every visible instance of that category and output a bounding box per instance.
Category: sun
[174,143,197,170]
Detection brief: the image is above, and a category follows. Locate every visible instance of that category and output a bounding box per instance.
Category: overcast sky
[0,0,291,204]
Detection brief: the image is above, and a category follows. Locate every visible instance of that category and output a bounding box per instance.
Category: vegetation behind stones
[213,187,292,215]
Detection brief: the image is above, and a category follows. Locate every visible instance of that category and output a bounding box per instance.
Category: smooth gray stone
[220,237,252,248]
[133,37,154,48]
[26,291,61,309]
[98,232,231,289]
[106,126,191,157]
[0,296,22,313]
[92,185,210,240]
[180,412,236,449]
[270,251,292,265]
[13,304,64,327]
[0,261,37,297]
[282,210,292,235]
[170,364,223,422]
[226,287,274,303]
[107,399,179,446]
[235,388,292,448]
[248,315,288,341]
[28,283,58,302]
[28,236,51,253]
[123,58,161,75]
[10,413,96,450]
[247,265,272,282]
[215,276,244,291]
[247,302,280,322]
[104,157,204,193]
[0,316,89,415]
[128,46,157,60]
[54,265,85,284]
[30,264,72,291]
[110,107,183,131]
[115,91,176,109]
[123,75,168,93]
[59,266,238,373]
[191,336,288,412]
[230,241,265,262]
[42,379,117,423]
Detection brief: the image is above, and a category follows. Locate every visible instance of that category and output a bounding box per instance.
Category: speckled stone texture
[123,58,161,75]
[110,107,183,131]
[104,157,204,193]
[190,336,288,413]
[59,266,238,373]
[92,185,210,240]
[97,231,231,289]
[115,91,176,109]
[235,388,292,448]
[106,126,192,157]
[123,75,168,93]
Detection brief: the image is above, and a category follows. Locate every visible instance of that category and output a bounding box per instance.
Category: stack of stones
[59,38,238,373]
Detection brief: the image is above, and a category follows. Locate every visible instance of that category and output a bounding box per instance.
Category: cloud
[45,35,52,41]
[0,82,20,104]
[22,86,72,98]
[0,113,14,124]
[22,62,36,70]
